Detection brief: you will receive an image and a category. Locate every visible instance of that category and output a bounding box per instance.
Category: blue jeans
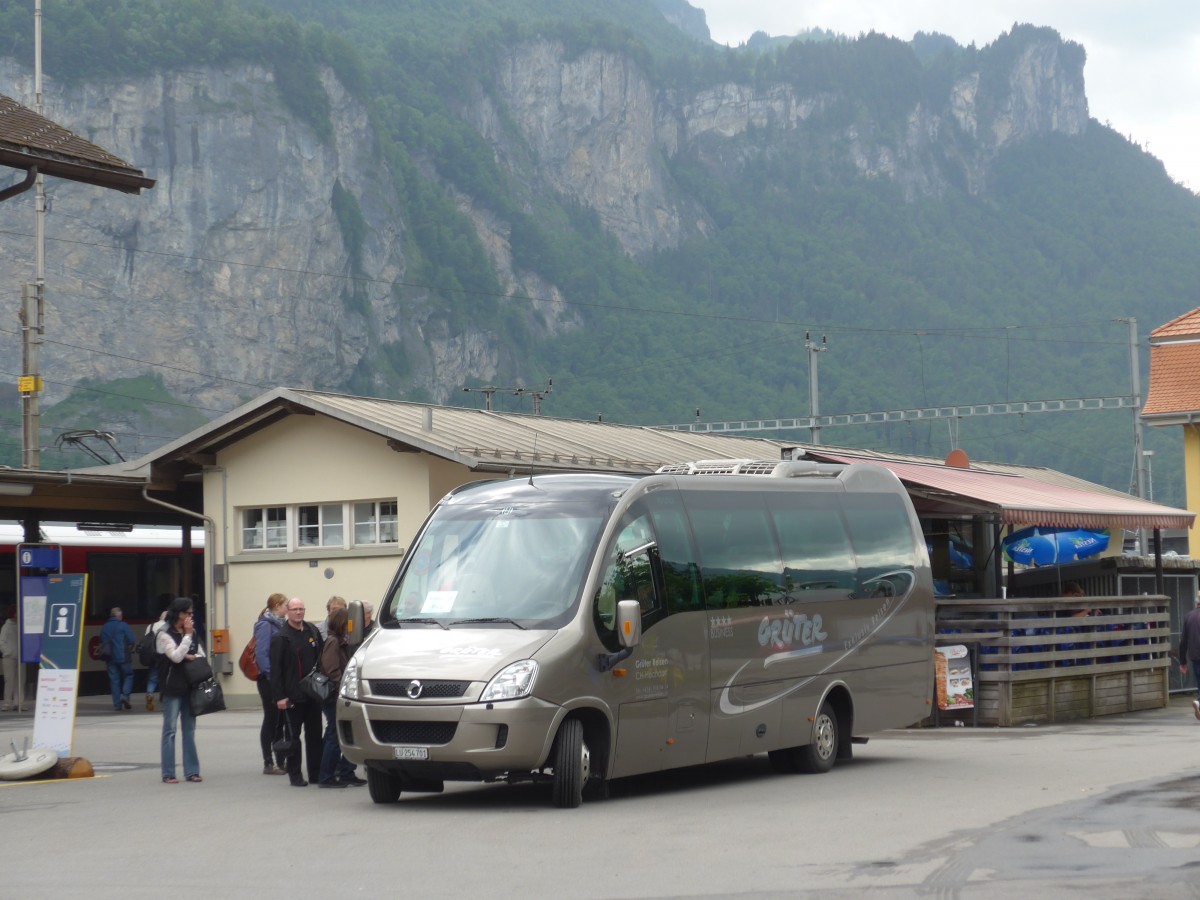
[319,696,355,784]
[161,692,199,780]
[107,661,133,708]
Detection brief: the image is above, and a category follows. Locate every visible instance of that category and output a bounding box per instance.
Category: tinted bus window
[842,493,918,599]
[684,491,784,609]
[644,490,703,614]
[767,493,856,598]
[593,508,663,650]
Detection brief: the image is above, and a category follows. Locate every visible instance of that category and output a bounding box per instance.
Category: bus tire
[367,767,402,804]
[796,701,838,774]
[551,718,588,808]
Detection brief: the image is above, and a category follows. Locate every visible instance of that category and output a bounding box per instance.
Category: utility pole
[20,0,46,469]
[1122,316,1149,554]
[805,332,827,444]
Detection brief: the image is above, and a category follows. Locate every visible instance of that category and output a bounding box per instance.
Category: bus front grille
[369,679,470,699]
[370,721,458,745]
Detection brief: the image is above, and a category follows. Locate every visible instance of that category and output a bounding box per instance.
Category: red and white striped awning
[811,453,1195,530]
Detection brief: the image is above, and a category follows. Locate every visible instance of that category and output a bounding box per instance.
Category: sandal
[186,774,203,783]
[162,776,178,784]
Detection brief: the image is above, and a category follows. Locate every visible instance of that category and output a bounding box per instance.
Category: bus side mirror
[347,600,365,647]
[616,599,642,649]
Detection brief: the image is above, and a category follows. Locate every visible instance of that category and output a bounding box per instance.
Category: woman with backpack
[253,592,288,775]
[157,596,205,784]
[139,608,168,711]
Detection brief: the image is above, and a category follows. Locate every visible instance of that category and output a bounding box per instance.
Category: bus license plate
[393,747,429,760]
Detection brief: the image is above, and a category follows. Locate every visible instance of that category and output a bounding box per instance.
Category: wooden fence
[934,596,1171,726]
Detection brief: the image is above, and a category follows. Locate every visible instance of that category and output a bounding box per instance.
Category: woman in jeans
[157,596,204,784]
[317,607,364,788]
[253,592,288,774]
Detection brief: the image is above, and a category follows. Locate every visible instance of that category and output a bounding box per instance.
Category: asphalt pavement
[2,690,1199,899]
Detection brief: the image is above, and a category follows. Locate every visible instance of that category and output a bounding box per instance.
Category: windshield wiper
[448,617,527,629]
[396,617,450,630]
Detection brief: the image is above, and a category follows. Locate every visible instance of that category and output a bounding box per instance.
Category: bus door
[601,496,709,778]
[684,490,795,761]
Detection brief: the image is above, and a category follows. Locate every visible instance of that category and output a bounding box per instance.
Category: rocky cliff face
[0,28,1087,455]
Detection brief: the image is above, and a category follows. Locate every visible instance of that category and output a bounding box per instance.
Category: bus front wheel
[551,718,589,808]
[367,766,402,804]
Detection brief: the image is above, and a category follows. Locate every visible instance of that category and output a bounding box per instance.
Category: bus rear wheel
[551,718,589,808]
[367,766,402,804]
[770,701,838,775]
[797,701,838,774]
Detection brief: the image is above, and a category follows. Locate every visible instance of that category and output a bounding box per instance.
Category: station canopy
[800,450,1194,531]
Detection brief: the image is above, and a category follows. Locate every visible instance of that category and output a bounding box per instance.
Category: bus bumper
[335,695,562,781]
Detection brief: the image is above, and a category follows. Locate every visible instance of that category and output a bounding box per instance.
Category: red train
[0,523,205,695]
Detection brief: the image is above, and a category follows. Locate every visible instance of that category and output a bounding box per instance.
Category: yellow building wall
[200,414,491,702]
[1187,425,1200,558]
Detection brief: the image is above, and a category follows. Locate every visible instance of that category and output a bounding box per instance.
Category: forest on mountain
[1,0,1198,505]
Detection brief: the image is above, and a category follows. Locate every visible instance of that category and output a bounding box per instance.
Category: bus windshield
[384,501,606,627]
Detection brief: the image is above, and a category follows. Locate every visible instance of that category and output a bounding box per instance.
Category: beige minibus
[337,459,935,807]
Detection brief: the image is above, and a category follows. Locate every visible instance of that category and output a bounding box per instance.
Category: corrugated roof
[0,92,154,194]
[108,387,1192,531]
[804,450,1194,530]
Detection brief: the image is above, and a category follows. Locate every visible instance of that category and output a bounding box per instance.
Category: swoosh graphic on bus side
[717,576,914,717]
[763,645,824,667]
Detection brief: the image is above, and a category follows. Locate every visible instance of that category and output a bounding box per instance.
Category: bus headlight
[340,655,360,700]
[480,660,538,702]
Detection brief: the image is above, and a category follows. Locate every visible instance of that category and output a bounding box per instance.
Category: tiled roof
[0,92,154,194]
[1143,342,1200,417]
[1149,306,1200,342]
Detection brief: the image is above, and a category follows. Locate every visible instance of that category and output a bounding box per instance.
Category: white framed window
[297,503,345,548]
[354,500,399,546]
[242,507,287,551]
[239,500,397,553]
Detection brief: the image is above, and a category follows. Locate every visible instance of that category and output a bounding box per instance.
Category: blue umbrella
[1001,526,1110,566]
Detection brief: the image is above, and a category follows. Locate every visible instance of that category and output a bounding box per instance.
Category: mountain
[0,0,1198,506]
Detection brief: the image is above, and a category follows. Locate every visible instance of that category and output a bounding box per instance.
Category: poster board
[935,644,974,711]
[31,574,87,755]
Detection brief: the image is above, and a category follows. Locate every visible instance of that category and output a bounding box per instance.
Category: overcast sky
[698,1,1200,194]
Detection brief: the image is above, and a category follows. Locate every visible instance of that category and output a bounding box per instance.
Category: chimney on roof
[945,449,970,469]
[423,407,432,432]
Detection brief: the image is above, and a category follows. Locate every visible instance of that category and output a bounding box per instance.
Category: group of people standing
[252,592,373,788]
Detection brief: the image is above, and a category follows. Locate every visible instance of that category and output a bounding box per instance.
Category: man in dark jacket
[99,607,136,711]
[269,598,324,786]
[1179,596,1200,721]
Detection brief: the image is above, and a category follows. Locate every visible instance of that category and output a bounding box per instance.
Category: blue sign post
[14,543,61,714]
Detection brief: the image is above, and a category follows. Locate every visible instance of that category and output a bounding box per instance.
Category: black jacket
[269,621,323,705]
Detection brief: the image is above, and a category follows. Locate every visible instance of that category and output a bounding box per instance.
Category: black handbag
[182,654,214,686]
[189,677,226,716]
[271,714,294,752]
[299,664,332,704]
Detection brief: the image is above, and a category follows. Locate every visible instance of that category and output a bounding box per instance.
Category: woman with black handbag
[157,597,205,784]
[316,607,365,788]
